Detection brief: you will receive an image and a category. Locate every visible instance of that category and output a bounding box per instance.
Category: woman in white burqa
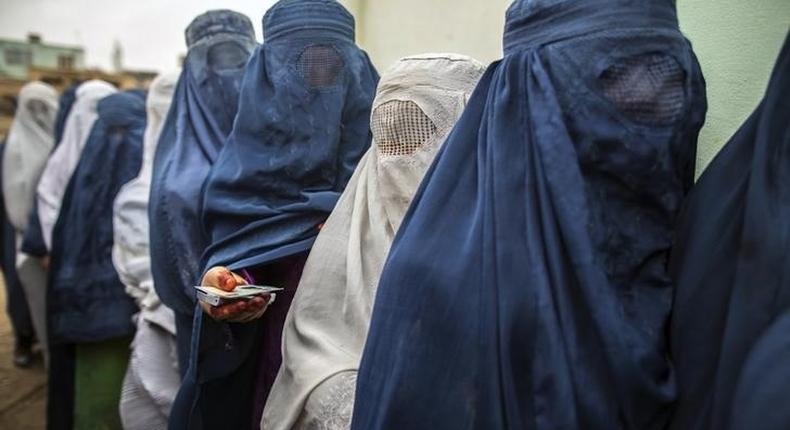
[262,54,485,430]
[2,81,58,365]
[36,80,117,252]
[112,71,181,429]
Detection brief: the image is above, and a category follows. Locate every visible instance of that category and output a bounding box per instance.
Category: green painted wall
[679,1,789,175]
[344,1,789,177]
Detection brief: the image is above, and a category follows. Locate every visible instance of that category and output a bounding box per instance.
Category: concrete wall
[343,0,789,175]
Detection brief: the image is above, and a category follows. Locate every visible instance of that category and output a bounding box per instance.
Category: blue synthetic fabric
[149,10,257,317]
[200,0,379,273]
[352,1,707,429]
[168,2,378,429]
[48,90,146,344]
[669,32,790,430]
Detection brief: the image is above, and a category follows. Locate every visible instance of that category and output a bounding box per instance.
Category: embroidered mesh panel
[600,53,686,126]
[314,372,357,430]
[372,100,437,157]
[297,45,345,88]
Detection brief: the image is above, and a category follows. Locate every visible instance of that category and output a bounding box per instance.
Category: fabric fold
[352,1,707,429]
[263,53,485,430]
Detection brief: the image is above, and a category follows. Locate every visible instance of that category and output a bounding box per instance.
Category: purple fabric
[245,252,309,430]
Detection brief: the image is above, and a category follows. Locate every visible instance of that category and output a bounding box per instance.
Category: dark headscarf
[669,32,790,430]
[54,83,81,146]
[200,0,379,273]
[352,1,707,429]
[48,90,146,344]
[149,10,257,316]
[21,82,81,257]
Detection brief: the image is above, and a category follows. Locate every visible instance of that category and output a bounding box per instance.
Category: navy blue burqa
[168,1,378,429]
[201,0,379,272]
[22,82,81,257]
[0,141,34,343]
[669,32,790,430]
[149,10,257,318]
[48,90,146,344]
[352,1,707,429]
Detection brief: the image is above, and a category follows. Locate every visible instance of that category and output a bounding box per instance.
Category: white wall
[342,0,509,70]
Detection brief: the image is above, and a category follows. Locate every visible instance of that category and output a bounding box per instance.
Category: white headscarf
[36,79,117,251]
[112,70,179,331]
[262,54,485,430]
[115,70,181,428]
[2,81,58,232]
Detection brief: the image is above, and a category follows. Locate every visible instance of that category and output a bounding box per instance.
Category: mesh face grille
[207,41,249,71]
[372,100,437,157]
[26,100,52,130]
[297,44,344,88]
[600,54,686,126]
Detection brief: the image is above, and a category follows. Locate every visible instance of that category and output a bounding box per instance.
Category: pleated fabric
[114,72,181,430]
[352,1,707,429]
[669,32,790,430]
[169,2,378,429]
[263,53,485,430]
[149,10,257,318]
[48,90,146,344]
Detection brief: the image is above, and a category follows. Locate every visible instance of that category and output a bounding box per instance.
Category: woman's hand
[199,266,270,323]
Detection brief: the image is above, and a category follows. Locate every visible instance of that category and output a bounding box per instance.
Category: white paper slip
[195,285,283,307]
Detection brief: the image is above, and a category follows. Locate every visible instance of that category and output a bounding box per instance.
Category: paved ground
[0,279,47,429]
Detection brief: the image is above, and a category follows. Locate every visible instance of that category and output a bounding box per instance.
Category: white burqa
[2,81,58,366]
[262,54,485,430]
[2,81,58,231]
[113,71,181,430]
[36,80,117,251]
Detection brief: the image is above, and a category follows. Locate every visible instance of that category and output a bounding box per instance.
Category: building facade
[0,34,156,140]
[0,33,85,81]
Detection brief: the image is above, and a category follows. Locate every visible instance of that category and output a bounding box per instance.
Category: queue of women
[1,0,788,429]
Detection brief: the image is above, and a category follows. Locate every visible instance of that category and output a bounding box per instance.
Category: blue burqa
[669,32,790,430]
[48,90,146,344]
[352,1,707,429]
[149,10,256,376]
[169,1,378,429]
[149,10,257,318]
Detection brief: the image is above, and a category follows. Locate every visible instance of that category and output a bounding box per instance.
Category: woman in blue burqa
[669,32,790,430]
[352,0,707,429]
[149,9,257,375]
[48,90,146,429]
[168,1,378,429]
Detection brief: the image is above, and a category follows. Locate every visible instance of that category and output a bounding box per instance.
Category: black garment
[47,343,75,430]
[669,32,790,430]
[0,141,35,344]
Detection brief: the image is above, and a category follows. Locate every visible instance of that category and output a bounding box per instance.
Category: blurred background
[0,0,787,428]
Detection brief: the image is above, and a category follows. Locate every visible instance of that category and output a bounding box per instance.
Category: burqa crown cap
[97,91,147,128]
[503,0,679,54]
[185,9,256,48]
[18,81,58,106]
[263,0,355,43]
